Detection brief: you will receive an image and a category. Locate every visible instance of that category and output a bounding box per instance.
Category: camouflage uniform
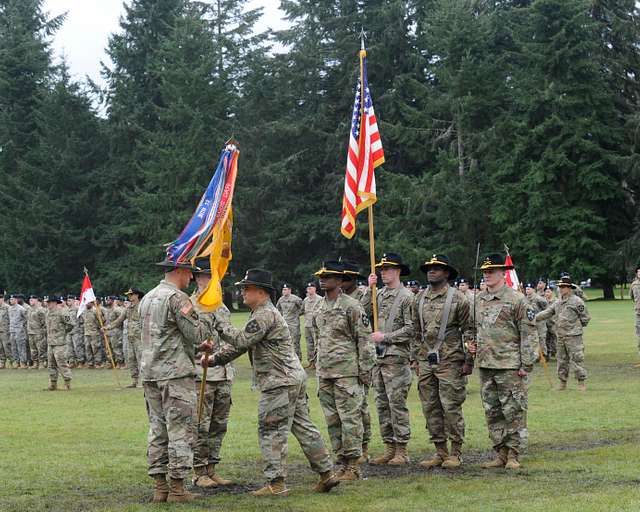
[106,304,126,365]
[630,278,640,352]
[214,300,333,481]
[83,308,103,367]
[107,301,143,381]
[47,306,74,383]
[362,285,413,447]
[0,302,10,367]
[27,304,47,366]
[192,297,234,470]
[411,285,472,451]
[545,297,558,357]
[536,294,591,382]
[313,293,375,462]
[302,294,322,363]
[66,304,85,365]
[524,293,548,357]
[474,285,536,456]
[139,279,212,480]
[9,303,28,365]
[276,293,303,360]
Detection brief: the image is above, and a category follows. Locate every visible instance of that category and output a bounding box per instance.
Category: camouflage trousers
[85,334,104,366]
[108,329,125,365]
[288,325,302,361]
[635,313,640,351]
[128,338,141,382]
[258,380,332,481]
[318,376,364,460]
[546,328,557,357]
[0,332,10,364]
[373,357,412,445]
[361,382,372,444]
[28,333,47,365]
[304,326,316,363]
[536,322,548,356]
[193,380,232,467]
[48,344,72,382]
[479,368,527,454]
[144,376,197,480]
[67,332,85,364]
[10,331,27,364]
[417,359,466,445]
[557,335,587,382]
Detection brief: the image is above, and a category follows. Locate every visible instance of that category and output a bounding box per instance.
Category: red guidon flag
[505,254,520,291]
[77,273,96,318]
[340,42,385,239]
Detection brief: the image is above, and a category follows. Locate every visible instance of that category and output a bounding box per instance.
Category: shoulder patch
[180,302,193,317]
[245,319,260,334]
[577,304,585,312]
[527,309,535,321]
[361,313,370,327]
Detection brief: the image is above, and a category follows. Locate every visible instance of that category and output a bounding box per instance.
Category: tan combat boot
[207,464,232,485]
[441,442,462,469]
[336,459,361,481]
[356,443,369,464]
[577,380,586,392]
[419,443,448,469]
[313,471,340,493]
[33,361,39,370]
[166,477,197,502]
[151,474,170,503]
[504,449,521,470]
[193,465,218,489]
[388,443,410,465]
[68,361,76,369]
[556,380,567,391]
[481,447,508,469]
[64,380,71,391]
[0,361,5,369]
[47,380,57,391]
[251,477,289,497]
[370,443,395,465]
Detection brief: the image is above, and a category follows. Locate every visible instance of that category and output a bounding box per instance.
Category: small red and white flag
[77,273,96,318]
[505,254,520,291]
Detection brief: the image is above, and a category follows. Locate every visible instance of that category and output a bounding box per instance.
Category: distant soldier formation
[7,252,638,502]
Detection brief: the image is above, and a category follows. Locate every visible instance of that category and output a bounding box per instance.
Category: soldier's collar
[426,284,448,298]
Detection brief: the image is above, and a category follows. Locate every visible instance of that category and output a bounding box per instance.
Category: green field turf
[2,299,640,511]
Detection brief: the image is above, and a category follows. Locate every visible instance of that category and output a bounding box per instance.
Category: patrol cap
[29,294,41,300]
[420,254,458,281]
[525,282,534,289]
[375,253,410,276]
[46,295,63,304]
[458,278,468,285]
[479,253,514,271]
[306,282,316,288]
[9,293,24,299]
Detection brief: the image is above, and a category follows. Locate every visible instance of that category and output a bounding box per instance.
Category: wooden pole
[197,350,209,424]
[368,206,378,331]
[94,301,121,388]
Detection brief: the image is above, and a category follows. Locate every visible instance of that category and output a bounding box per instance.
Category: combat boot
[336,459,361,481]
[33,361,39,370]
[43,361,48,368]
[504,449,521,470]
[250,477,289,497]
[151,474,169,503]
[193,465,218,488]
[577,380,586,392]
[166,477,197,502]
[481,447,508,469]
[370,443,395,465]
[313,471,340,493]
[419,443,448,469]
[207,464,232,485]
[68,361,76,369]
[556,380,567,391]
[0,361,5,369]
[20,362,27,369]
[125,380,138,388]
[64,380,71,391]
[441,442,463,469]
[47,380,58,391]
[356,443,369,464]
[388,443,410,465]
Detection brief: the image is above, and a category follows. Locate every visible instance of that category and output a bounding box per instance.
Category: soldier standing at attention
[9,294,28,368]
[139,258,214,503]
[83,302,103,369]
[544,287,558,358]
[313,261,375,480]
[457,278,473,300]
[468,253,537,470]
[65,295,80,368]
[629,264,640,357]
[412,255,473,470]
[45,296,74,390]
[105,296,126,367]
[364,253,414,466]
[0,295,11,369]
[276,283,304,361]
[302,282,322,368]
[27,295,47,369]
[204,268,340,497]
[536,275,591,391]
[524,283,549,359]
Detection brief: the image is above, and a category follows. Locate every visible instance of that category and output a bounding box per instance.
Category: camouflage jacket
[191,293,234,382]
[126,303,141,344]
[83,308,101,335]
[27,305,47,336]
[536,294,590,337]
[139,279,213,382]
[46,306,73,346]
[276,294,303,329]
[411,284,473,364]
[630,279,640,312]
[472,284,537,370]
[106,305,125,333]
[346,287,365,301]
[8,304,27,333]
[0,303,9,333]
[302,294,322,325]
[312,292,375,379]
[362,285,414,359]
[524,293,547,314]
[66,305,80,334]
[214,300,305,391]
[544,299,558,330]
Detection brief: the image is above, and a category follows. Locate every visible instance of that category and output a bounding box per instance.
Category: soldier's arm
[351,304,375,375]
[409,296,421,361]
[276,298,283,314]
[105,308,127,329]
[169,294,214,346]
[457,295,475,366]
[213,311,271,365]
[576,300,591,327]
[360,288,373,317]
[515,298,537,370]
[535,301,557,322]
[383,295,414,345]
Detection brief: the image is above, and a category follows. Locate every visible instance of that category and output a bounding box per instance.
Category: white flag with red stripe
[341,44,385,239]
[77,274,96,318]
[505,254,520,291]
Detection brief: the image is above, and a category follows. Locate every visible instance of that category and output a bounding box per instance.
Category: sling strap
[418,286,456,353]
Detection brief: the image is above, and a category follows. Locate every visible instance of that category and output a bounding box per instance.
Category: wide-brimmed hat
[234,269,275,291]
[193,257,211,275]
[375,253,410,276]
[557,274,577,289]
[420,254,458,281]
[314,260,345,278]
[479,253,514,271]
[124,288,145,298]
[340,260,366,281]
[155,257,195,270]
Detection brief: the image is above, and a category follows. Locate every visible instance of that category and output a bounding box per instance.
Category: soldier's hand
[358,371,371,386]
[199,340,213,353]
[468,341,477,355]
[517,368,528,378]
[461,363,474,376]
[410,360,420,376]
[200,353,209,367]
[368,273,378,288]
[370,331,385,344]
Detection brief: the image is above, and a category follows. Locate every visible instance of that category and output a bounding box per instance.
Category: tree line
[1,0,639,298]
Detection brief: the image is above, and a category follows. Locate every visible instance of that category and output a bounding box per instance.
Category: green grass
[2,302,640,511]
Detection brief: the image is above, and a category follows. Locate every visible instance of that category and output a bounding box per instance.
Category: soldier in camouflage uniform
[204,268,339,497]
[276,284,303,360]
[0,295,11,368]
[9,294,28,368]
[189,259,234,489]
[139,258,214,503]
[83,302,103,368]
[302,282,322,368]
[469,253,537,470]
[105,296,126,367]
[27,295,47,369]
[524,283,548,358]
[45,296,74,390]
[363,253,414,466]
[313,261,375,480]
[65,295,82,368]
[412,255,474,470]
[536,278,547,297]
[457,278,474,300]
[340,260,372,463]
[629,264,640,355]
[544,287,558,357]
[536,275,591,391]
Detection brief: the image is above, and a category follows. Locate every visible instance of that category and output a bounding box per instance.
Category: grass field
[2,299,640,512]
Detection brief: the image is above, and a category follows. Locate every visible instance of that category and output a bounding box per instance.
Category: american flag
[341,47,384,239]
